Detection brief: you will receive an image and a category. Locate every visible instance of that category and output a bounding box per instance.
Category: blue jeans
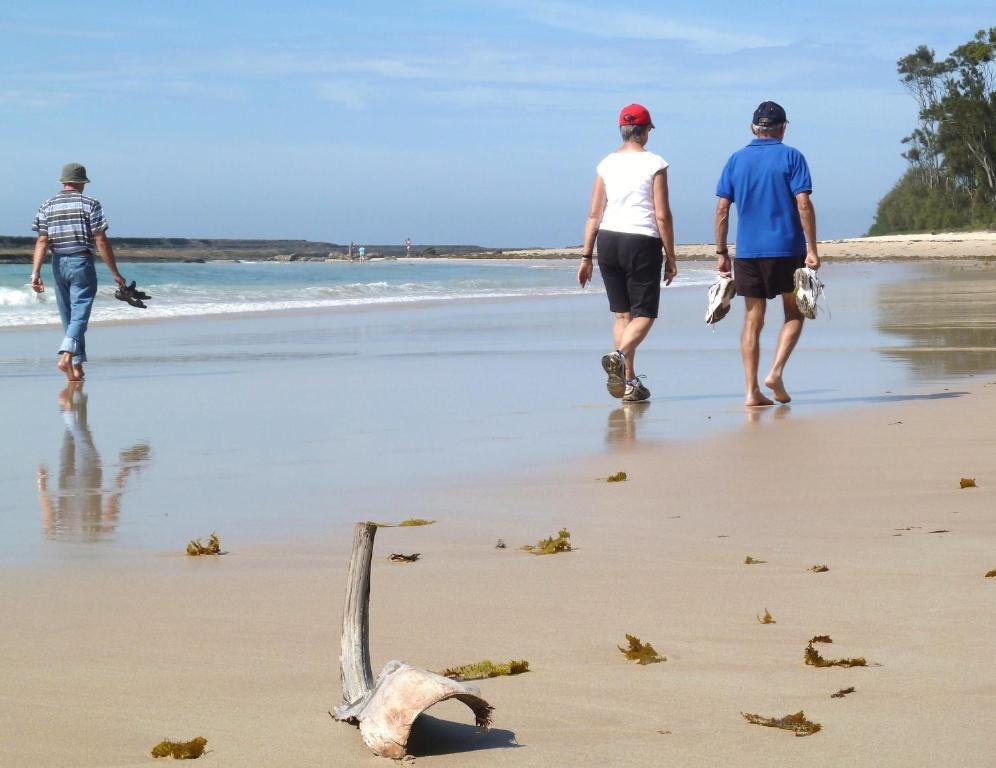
[52,253,97,365]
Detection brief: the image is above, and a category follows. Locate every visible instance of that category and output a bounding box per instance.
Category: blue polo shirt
[716,138,812,258]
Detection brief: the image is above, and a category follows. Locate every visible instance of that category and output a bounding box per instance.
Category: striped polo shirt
[32,191,108,256]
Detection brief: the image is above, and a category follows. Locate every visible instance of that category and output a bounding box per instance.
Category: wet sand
[1,260,995,766]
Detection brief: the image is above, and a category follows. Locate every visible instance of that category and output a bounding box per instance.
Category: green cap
[59,163,91,184]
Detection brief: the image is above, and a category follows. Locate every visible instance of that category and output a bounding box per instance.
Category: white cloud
[315,81,370,111]
[522,1,788,52]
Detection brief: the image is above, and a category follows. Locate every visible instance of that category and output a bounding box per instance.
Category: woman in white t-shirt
[578,103,676,403]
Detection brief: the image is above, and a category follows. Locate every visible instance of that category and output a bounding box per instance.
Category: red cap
[619,103,654,128]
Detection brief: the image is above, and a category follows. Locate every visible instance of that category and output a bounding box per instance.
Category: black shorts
[733,255,805,300]
[596,230,663,318]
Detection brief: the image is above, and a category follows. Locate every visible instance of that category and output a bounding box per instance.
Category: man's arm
[93,231,126,287]
[30,235,48,293]
[795,192,820,270]
[714,197,732,276]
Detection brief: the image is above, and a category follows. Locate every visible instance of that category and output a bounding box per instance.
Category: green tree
[870,28,996,234]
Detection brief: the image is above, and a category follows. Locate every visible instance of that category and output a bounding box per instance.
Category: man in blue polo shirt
[714,101,820,407]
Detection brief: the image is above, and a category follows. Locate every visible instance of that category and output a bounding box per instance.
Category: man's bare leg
[764,293,805,403]
[742,298,773,406]
[619,316,654,380]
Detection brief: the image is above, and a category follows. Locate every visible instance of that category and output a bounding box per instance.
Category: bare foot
[745,389,774,407]
[73,364,85,380]
[56,353,81,382]
[764,374,791,403]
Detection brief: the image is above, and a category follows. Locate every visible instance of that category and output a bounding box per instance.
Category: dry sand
[504,230,996,261]
[3,376,995,766]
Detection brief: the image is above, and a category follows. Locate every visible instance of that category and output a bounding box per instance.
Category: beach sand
[2,259,995,766]
[504,230,996,261]
[2,377,994,767]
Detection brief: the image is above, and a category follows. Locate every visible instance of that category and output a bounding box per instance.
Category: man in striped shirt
[31,163,125,382]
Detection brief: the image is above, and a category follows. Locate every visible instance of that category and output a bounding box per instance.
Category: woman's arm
[578,175,606,287]
[653,169,676,285]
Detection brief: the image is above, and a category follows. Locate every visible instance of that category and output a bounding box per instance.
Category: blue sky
[1,1,991,246]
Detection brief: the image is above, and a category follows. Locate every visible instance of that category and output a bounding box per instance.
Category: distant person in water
[30,163,125,382]
[405,237,412,258]
[714,101,820,406]
[579,103,676,402]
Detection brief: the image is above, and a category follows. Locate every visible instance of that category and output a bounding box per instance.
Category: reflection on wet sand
[877,265,996,378]
[745,404,792,425]
[605,403,650,446]
[37,385,151,542]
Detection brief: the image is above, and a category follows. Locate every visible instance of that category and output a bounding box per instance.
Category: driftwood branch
[333,522,494,759]
[339,522,376,706]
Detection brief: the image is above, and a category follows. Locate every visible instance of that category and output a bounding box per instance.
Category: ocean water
[0,259,718,327]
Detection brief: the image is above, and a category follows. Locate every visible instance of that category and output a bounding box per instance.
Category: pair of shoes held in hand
[704,267,825,325]
[114,280,152,309]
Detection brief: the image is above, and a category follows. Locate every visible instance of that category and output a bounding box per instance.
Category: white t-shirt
[596,151,669,238]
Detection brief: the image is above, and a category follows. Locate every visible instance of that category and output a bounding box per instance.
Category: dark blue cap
[753,101,787,126]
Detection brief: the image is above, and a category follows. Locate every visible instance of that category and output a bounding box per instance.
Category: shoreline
[2,254,991,334]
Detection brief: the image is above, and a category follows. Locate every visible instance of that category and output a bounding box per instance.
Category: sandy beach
[2,372,994,766]
[503,230,996,261]
[1,258,995,766]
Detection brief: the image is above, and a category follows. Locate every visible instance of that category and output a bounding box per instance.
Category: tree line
[869,27,996,235]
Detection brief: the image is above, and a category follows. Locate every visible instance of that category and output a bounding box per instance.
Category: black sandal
[114,280,151,309]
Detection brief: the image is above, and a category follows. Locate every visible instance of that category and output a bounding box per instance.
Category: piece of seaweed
[185,533,225,556]
[985,569,996,578]
[521,528,572,555]
[495,538,506,549]
[606,471,628,483]
[618,634,666,665]
[810,635,833,644]
[831,686,856,698]
[441,659,529,681]
[805,642,866,668]
[927,529,951,534]
[744,555,767,565]
[757,608,776,625]
[809,564,829,573]
[151,737,207,759]
[742,711,821,737]
[960,478,977,488]
[398,518,436,527]
[389,553,420,562]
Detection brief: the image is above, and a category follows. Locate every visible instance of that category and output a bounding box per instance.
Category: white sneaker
[601,351,626,398]
[793,267,825,320]
[705,275,736,325]
[623,376,650,402]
